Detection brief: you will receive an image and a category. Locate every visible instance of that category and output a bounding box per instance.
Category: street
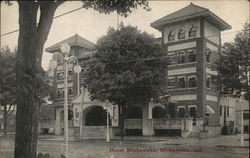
[0,135,249,158]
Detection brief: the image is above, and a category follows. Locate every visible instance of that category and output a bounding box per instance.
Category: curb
[216,145,249,149]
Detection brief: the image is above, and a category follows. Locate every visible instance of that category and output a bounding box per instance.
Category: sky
[1,0,249,70]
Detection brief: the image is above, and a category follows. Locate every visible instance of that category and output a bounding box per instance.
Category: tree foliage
[215,23,249,99]
[84,25,168,106]
[0,46,17,106]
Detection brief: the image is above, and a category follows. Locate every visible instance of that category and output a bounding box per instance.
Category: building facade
[40,3,237,139]
[151,3,231,136]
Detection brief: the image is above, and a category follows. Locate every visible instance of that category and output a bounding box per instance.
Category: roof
[151,3,231,31]
[45,34,96,53]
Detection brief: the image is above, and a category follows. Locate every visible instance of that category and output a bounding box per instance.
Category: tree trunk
[14,2,62,158]
[3,104,8,137]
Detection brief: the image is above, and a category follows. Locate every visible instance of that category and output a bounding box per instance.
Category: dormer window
[178,29,186,39]
[168,30,175,41]
[189,25,197,37]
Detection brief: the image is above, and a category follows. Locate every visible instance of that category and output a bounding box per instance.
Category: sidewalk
[37,134,249,148]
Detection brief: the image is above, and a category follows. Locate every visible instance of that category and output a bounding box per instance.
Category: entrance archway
[82,105,110,138]
[85,106,110,126]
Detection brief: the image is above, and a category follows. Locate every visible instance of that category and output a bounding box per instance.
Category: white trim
[168,41,196,51]
[206,105,215,114]
[168,76,175,80]
[206,68,218,76]
[177,106,185,111]
[168,67,196,76]
[188,105,197,110]
[206,95,218,102]
[169,94,197,101]
[206,42,218,51]
[57,82,73,88]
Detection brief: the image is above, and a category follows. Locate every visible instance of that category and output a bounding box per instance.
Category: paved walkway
[37,134,249,148]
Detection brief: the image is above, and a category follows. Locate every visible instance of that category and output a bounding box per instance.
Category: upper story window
[168,52,176,65]
[168,30,175,41]
[57,90,62,98]
[189,25,197,37]
[178,76,186,88]
[187,50,196,63]
[188,76,197,88]
[206,75,211,88]
[177,51,186,64]
[188,105,197,118]
[178,29,186,39]
[68,88,73,96]
[57,72,64,80]
[220,106,222,116]
[178,106,186,118]
[206,49,212,63]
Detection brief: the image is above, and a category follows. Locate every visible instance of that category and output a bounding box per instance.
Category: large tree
[5,1,149,158]
[83,25,168,138]
[0,46,17,137]
[215,23,249,99]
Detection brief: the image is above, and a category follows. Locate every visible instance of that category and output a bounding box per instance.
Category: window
[168,30,175,41]
[178,107,185,118]
[206,76,211,88]
[168,77,176,88]
[168,52,176,65]
[189,25,197,37]
[189,106,197,118]
[244,125,249,133]
[68,88,73,96]
[187,50,196,63]
[178,29,186,39]
[243,113,249,120]
[178,77,186,88]
[177,51,186,64]
[188,76,197,88]
[57,72,64,80]
[57,90,62,98]
[220,106,222,116]
[206,49,212,63]
[68,70,73,80]
[227,107,229,117]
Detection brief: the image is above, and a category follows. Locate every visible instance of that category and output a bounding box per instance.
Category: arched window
[57,90,61,98]
[188,76,197,88]
[178,76,186,88]
[178,29,186,39]
[189,25,197,37]
[206,76,211,88]
[68,88,73,96]
[168,30,175,41]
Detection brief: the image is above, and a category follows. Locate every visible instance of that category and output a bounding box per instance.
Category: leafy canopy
[0,46,17,106]
[83,25,168,106]
[215,23,249,98]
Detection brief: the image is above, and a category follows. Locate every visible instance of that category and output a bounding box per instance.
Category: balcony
[124,118,204,131]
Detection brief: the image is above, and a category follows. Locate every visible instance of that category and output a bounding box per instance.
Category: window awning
[206,105,215,114]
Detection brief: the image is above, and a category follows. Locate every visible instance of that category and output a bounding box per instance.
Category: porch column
[142,104,154,136]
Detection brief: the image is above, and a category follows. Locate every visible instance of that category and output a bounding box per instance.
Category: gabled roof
[151,3,231,31]
[46,34,95,53]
